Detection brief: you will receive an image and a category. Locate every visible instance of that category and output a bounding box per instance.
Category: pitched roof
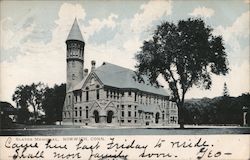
[93,62,169,96]
[69,76,88,92]
[66,18,84,42]
[0,101,17,114]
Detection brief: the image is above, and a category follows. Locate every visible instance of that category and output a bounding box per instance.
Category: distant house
[62,19,178,127]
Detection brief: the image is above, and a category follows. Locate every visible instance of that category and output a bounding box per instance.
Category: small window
[121,120,124,123]
[121,111,124,117]
[121,105,124,110]
[128,91,131,96]
[128,111,131,117]
[128,120,131,123]
[128,105,131,109]
[72,74,75,80]
[74,120,77,123]
[135,120,137,123]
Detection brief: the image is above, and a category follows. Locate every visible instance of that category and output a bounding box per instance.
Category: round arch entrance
[107,110,114,123]
[93,110,99,123]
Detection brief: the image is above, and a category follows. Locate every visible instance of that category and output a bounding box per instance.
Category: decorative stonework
[62,19,178,127]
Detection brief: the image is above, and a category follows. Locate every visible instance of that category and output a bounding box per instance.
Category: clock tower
[66,18,85,91]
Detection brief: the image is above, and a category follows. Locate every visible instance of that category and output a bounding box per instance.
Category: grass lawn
[0,124,249,136]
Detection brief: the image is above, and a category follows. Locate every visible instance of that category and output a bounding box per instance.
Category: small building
[62,19,178,127]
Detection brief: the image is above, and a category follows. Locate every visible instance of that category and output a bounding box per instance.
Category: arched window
[106,90,109,98]
[79,107,82,117]
[96,85,100,100]
[80,92,82,102]
[86,87,89,101]
[93,110,99,123]
[155,112,160,124]
[107,110,114,123]
[134,92,137,102]
[86,106,89,118]
[90,77,95,85]
[96,89,100,99]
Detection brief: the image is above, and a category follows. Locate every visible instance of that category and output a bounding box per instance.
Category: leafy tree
[223,82,230,97]
[42,83,66,124]
[183,93,250,126]
[12,85,31,123]
[135,18,229,128]
[17,107,31,124]
[12,82,46,123]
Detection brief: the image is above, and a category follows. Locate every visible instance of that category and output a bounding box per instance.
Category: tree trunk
[32,105,37,123]
[178,105,185,129]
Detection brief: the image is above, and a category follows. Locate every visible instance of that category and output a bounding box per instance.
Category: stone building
[62,19,178,126]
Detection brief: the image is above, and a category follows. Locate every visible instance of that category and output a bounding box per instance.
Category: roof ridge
[98,62,135,72]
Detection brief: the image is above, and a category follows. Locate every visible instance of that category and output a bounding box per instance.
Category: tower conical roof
[66,18,84,42]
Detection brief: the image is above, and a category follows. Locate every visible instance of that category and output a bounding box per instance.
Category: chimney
[84,68,88,77]
[91,60,96,71]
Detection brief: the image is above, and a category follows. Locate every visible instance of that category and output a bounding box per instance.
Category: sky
[0,0,249,106]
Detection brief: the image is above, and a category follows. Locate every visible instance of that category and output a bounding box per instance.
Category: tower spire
[66,18,84,42]
[65,19,85,91]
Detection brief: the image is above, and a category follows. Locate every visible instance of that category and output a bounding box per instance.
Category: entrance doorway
[93,110,99,123]
[107,110,114,123]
